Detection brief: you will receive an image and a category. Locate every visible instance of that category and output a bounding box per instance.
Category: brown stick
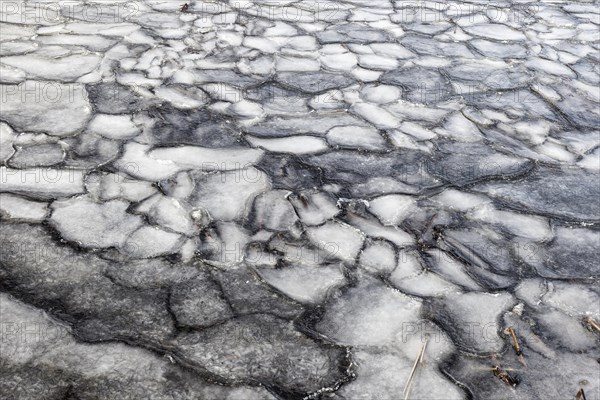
[584,317,600,333]
[507,326,522,356]
[576,388,587,400]
[403,338,428,400]
[492,365,518,387]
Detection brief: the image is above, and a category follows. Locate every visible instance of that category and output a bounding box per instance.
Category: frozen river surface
[0,0,599,399]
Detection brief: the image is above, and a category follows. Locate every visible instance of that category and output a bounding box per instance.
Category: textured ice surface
[1,1,599,399]
[0,81,91,136]
[50,196,143,248]
[476,167,600,222]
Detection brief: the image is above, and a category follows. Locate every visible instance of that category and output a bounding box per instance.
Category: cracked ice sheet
[0,0,599,399]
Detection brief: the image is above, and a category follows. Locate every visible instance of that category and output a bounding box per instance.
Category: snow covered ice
[0,0,599,399]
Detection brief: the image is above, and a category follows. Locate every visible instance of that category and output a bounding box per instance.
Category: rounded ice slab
[0,81,91,136]
[50,197,143,248]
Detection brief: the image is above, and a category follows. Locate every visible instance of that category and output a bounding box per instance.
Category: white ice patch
[360,84,401,104]
[0,81,91,136]
[87,114,141,140]
[245,135,328,154]
[369,194,416,226]
[426,250,483,291]
[464,24,527,41]
[275,55,320,72]
[358,54,399,70]
[115,142,180,181]
[86,172,156,203]
[0,64,26,83]
[0,122,17,162]
[326,125,386,150]
[431,189,491,211]
[358,240,396,275]
[338,349,465,400]
[347,213,415,247]
[0,193,48,221]
[252,190,298,231]
[542,281,600,319]
[440,291,515,353]
[258,264,346,304]
[513,120,552,145]
[352,67,383,82]
[227,100,264,118]
[351,103,401,129]
[535,141,577,163]
[288,191,340,226]
[243,36,280,53]
[435,112,482,142]
[390,270,459,298]
[536,309,597,351]
[316,278,422,346]
[370,43,415,59]
[306,221,364,262]
[154,86,206,109]
[115,143,265,182]
[50,197,143,248]
[387,130,422,150]
[320,52,357,71]
[190,167,271,221]
[397,121,438,140]
[203,222,251,265]
[1,166,86,199]
[389,249,424,280]
[145,196,196,236]
[1,54,101,81]
[578,148,600,170]
[467,204,553,241]
[149,146,265,171]
[525,58,576,78]
[122,226,183,258]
